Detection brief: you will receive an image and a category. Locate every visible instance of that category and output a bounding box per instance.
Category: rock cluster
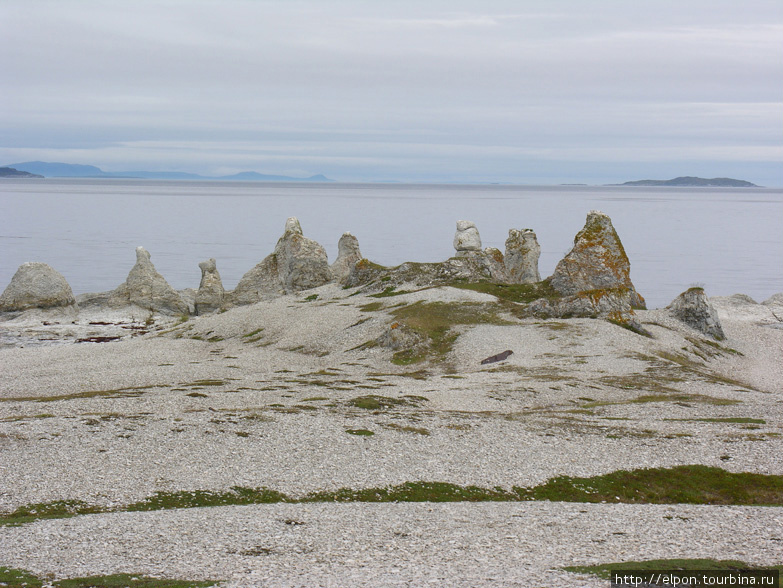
[0,262,76,312]
[2,211,653,331]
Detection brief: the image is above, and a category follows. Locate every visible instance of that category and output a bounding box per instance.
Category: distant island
[618,176,758,187]
[0,166,43,178]
[3,161,334,182]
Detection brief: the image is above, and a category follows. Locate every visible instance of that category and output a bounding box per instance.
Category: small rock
[667,287,725,340]
[480,350,513,365]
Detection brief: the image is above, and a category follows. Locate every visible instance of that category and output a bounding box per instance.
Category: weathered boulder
[108,247,188,315]
[230,217,331,305]
[667,287,725,340]
[453,220,482,253]
[549,210,645,309]
[504,228,541,284]
[331,232,363,284]
[0,262,77,312]
[195,258,224,315]
[274,217,331,292]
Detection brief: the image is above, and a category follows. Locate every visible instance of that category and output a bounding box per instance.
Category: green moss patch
[515,465,783,505]
[348,395,428,410]
[388,301,514,364]
[451,280,560,304]
[5,467,782,527]
[0,568,217,588]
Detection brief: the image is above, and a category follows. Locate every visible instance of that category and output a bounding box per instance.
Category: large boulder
[331,232,363,284]
[108,247,189,315]
[504,228,541,284]
[549,210,645,309]
[0,262,77,312]
[667,287,725,340]
[230,218,332,305]
[453,220,482,254]
[195,258,224,315]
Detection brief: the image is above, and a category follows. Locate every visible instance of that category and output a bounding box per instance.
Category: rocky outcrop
[331,232,362,284]
[195,258,224,315]
[667,287,725,340]
[549,210,645,309]
[0,262,77,312]
[710,293,783,325]
[231,218,331,305]
[345,250,507,294]
[108,247,188,315]
[453,220,482,254]
[504,229,540,284]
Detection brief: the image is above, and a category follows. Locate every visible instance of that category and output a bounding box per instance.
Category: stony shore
[1,281,782,587]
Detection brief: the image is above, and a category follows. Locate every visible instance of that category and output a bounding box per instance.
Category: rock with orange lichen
[549,210,645,309]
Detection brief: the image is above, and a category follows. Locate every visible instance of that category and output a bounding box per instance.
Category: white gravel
[1,285,782,586]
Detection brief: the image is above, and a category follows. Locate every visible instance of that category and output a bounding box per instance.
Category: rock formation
[667,287,725,340]
[504,228,541,284]
[549,210,645,309]
[195,258,224,315]
[0,262,77,312]
[108,247,189,315]
[231,217,331,305]
[331,232,363,284]
[453,220,482,254]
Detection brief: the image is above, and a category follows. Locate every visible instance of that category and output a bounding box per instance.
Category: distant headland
[617,176,758,188]
[2,161,334,182]
[0,166,43,178]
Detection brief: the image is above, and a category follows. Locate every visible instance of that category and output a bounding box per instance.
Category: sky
[2,0,782,185]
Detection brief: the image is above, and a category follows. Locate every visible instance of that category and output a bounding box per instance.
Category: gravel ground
[1,284,782,586]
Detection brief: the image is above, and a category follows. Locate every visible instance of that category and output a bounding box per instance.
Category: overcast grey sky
[2,0,782,184]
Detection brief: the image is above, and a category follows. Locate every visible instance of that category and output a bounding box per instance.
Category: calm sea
[1,178,782,310]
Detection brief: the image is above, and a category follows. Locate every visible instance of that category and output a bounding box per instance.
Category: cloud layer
[2,0,782,183]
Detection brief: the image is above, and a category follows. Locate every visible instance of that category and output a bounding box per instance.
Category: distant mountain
[6,161,334,182]
[619,176,758,187]
[0,166,43,178]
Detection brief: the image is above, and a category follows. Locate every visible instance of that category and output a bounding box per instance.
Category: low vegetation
[0,567,217,588]
[4,466,782,527]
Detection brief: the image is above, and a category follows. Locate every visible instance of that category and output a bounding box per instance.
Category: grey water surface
[1,178,781,309]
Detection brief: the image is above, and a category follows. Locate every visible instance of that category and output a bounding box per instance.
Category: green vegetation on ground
[4,466,783,527]
[0,567,216,588]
